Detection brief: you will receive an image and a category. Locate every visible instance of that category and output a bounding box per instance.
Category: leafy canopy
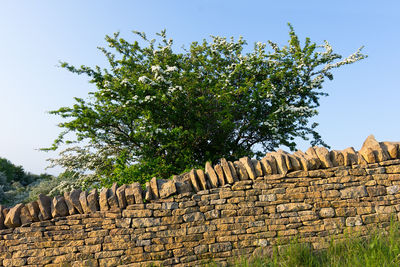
[46,24,366,187]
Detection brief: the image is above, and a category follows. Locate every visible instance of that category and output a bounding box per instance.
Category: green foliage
[46,24,366,186]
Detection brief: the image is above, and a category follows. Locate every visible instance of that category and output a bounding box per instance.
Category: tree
[45,25,366,187]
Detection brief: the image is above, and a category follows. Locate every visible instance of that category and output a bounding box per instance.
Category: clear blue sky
[0,1,399,175]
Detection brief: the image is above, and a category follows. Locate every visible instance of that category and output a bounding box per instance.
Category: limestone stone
[287,154,302,171]
[269,152,288,175]
[239,156,257,179]
[330,150,344,167]
[346,216,362,227]
[0,205,5,229]
[293,150,311,171]
[359,135,390,163]
[342,147,358,166]
[37,194,52,221]
[131,183,144,204]
[195,169,208,190]
[79,191,90,214]
[116,185,127,209]
[277,150,293,171]
[276,203,312,212]
[150,177,160,199]
[205,161,219,188]
[64,191,77,215]
[189,169,201,192]
[214,164,226,186]
[173,173,193,194]
[251,159,264,178]
[25,201,40,222]
[387,185,399,195]
[264,154,278,174]
[51,196,69,218]
[260,157,273,175]
[69,189,84,214]
[158,179,177,198]
[358,152,368,165]
[340,186,368,199]
[319,208,335,218]
[107,183,120,209]
[314,147,333,168]
[233,161,249,180]
[380,142,399,159]
[99,188,110,211]
[221,158,235,184]
[124,185,135,206]
[228,161,239,182]
[87,189,100,213]
[144,182,153,201]
[4,203,24,228]
[305,147,322,169]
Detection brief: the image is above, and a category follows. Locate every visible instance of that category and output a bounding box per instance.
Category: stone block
[330,150,344,167]
[314,146,333,168]
[195,169,208,190]
[380,142,399,159]
[158,179,177,198]
[359,135,390,163]
[99,188,110,211]
[205,161,219,187]
[387,185,400,194]
[214,164,226,186]
[79,191,90,214]
[87,189,100,213]
[233,161,249,180]
[239,157,257,179]
[25,201,40,222]
[228,161,239,182]
[116,184,127,209]
[69,189,84,214]
[37,194,52,221]
[173,173,193,194]
[107,183,120,209]
[4,203,24,228]
[319,208,335,218]
[340,186,368,199]
[150,177,159,199]
[269,152,288,175]
[346,216,363,227]
[342,147,358,166]
[64,191,77,215]
[252,159,264,178]
[276,203,312,212]
[221,158,235,184]
[51,196,69,218]
[189,169,201,192]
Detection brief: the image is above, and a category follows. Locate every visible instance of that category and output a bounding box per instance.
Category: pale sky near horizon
[0,1,399,175]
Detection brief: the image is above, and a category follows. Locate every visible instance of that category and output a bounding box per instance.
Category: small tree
[45,24,366,187]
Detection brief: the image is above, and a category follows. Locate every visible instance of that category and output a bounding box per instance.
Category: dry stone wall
[1,135,400,266]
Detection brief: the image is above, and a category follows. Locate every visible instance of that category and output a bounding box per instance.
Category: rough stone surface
[221,158,235,184]
[37,194,52,221]
[270,152,288,175]
[4,203,24,228]
[381,142,399,159]
[0,205,5,229]
[189,169,201,192]
[25,201,40,222]
[158,179,177,198]
[233,160,249,180]
[214,164,226,186]
[252,159,264,177]
[314,146,333,168]
[64,191,77,215]
[319,208,335,218]
[342,147,358,166]
[108,183,120,209]
[79,191,90,214]
[19,205,33,224]
[360,135,390,163]
[228,161,239,182]
[330,150,344,167]
[340,186,368,199]
[87,189,100,213]
[99,188,110,211]
[131,182,144,204]
[51,196,69,218]
[150,177,160,199]
[173,173,193,194]
[239,156,256,179]
[195,169,208,190]
[69,189,84,214]
[116,185,127,209]
[205,161,219,188]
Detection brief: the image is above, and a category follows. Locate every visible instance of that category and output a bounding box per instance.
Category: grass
[207,221,400,267]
